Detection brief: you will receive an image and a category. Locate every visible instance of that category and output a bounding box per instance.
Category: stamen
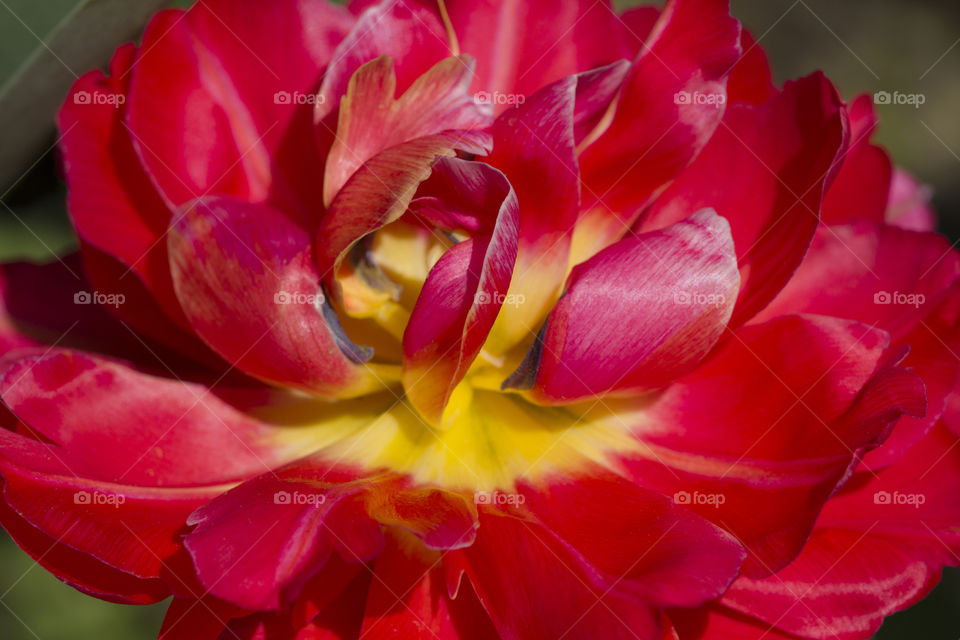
[437,0,460,56]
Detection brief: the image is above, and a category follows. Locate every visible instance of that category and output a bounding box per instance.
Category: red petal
[58,45,184,324]
[454,511,663,640]
[317,0,452,121]
[621,315,924,575]
[577,0,742,254]
[360,540,496,639]
[444,0,633,108]
[821,95,893,225]
[323,55,490,206]
[316,131,491,304]
[726,28,777,105]
[184,463,477,611]
[510,209,739,403]
[640,73,849,327]
[127,1,354,216]
[169,196,392,397]
[722,423,960,640]
[757,222,960,341]
[518,471,745,607]
[0,350,296,594]
[481,72,581,351]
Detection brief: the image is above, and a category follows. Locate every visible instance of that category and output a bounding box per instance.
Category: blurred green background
[0,0,958,638]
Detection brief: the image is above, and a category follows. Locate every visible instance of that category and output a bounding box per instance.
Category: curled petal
[403,160,519,422]
[169,196,394,397]
[323,55,491,206]
[507,209,739,403]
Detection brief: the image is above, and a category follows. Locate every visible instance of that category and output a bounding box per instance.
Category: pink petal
[508,209,739,403]
[886,169,938,232]
[169,196,391,397]
[403,160,519,421]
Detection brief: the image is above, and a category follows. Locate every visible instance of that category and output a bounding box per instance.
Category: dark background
[0,0,957,638]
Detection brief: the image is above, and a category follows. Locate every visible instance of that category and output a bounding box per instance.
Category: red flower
[1,1,957,638]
